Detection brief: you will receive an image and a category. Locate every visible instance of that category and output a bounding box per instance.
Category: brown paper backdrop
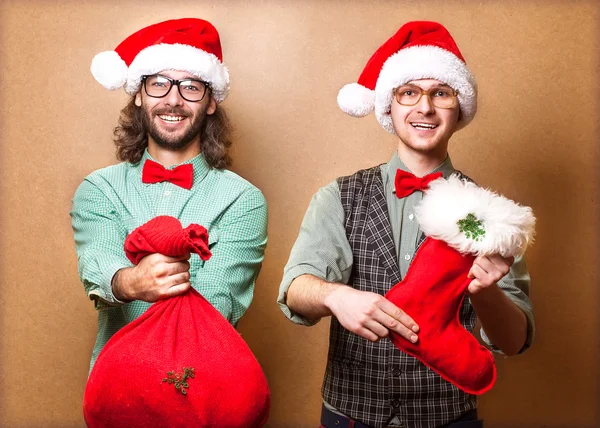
[1,0,598,427]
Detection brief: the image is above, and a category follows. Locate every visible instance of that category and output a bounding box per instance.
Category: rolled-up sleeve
[277,181,354,326]
[71,178,132,308]
[480,255,535,354]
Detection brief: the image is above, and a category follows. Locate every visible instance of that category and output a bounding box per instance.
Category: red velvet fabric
[123,215,211,265]
[83,216,270,427]
[384,237,496,395]
[356,21,467,90]
[115,18,224,66]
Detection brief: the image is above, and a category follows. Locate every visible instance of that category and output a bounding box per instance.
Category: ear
[206,96,217,115]
[135,92,142,107]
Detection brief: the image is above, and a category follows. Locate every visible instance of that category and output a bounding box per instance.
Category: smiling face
[135,70,217,152]
[390,79,460,158]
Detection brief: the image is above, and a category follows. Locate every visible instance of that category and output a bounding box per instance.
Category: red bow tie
[394,169,443,198]
[142,159,194,190]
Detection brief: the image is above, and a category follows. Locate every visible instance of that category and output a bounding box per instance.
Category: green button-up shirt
[278,151,534,351]
[71,150,268,370]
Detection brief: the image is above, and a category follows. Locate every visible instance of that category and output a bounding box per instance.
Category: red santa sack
[83,216,270,427]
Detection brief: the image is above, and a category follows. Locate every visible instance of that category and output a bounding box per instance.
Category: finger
[170,260,191,274]
[166,261,191,276]
[375,311,418,342]
[474,257,507,282]
[167,271,191,287]
[378,299,419,333]
[468,279,483,294]
[165,281,191,298]
[355,327,381,343]
[163,253,191,263]
[470,263,493,284]
[488,254,514,271]
[363,319,390,340]
[473,256,493,275]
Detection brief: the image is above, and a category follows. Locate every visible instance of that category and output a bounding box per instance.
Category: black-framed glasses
[394,84,458,109]
[142,74,209,102]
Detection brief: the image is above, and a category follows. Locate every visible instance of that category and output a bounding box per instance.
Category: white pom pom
[91,51,128,91]
[337,83,375,117]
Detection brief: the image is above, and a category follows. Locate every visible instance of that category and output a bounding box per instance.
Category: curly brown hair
[113,96,233,169]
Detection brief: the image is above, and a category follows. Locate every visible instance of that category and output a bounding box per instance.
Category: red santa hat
[91,18,230,103]
[337,21,477,134]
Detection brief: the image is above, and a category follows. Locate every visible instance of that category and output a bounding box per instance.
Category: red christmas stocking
[83,216,270,427]
[385,175,535,395]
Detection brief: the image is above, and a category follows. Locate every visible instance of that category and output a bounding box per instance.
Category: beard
[142,105,208,151]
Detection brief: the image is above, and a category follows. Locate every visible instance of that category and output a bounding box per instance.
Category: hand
[467,254,514,295]
[113,253,192,302]
[325,286,419,343]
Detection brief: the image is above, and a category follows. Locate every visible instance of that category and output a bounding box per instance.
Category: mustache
[153,108,190,117]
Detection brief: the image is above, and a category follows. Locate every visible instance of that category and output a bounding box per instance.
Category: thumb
[467,279,482,295]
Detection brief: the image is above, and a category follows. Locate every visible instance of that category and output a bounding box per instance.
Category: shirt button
[404,254,411,261]
[408,214,414,221]
[392,368,402,376]
[164,190,171,196]
[391,399,401,408]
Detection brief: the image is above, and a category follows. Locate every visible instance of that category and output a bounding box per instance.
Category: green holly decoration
[162,367,195,395]
[457,213,485,241]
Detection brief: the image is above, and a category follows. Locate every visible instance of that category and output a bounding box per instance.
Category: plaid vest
[322,166,478,428]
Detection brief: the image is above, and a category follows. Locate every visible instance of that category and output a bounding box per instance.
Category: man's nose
[416,92,435,114]
[164,83,184,107]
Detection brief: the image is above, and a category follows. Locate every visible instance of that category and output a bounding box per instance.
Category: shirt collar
[136,148,211,187]
[384,150,455,193]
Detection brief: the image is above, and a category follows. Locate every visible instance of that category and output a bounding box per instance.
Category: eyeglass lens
[144,75,207,102]
[395,85,456,108]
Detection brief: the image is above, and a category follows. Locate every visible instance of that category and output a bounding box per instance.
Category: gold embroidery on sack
[457,213,486,241]
[162,367,195,395]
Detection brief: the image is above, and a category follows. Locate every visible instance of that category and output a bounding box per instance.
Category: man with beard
[71,18,267,371]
